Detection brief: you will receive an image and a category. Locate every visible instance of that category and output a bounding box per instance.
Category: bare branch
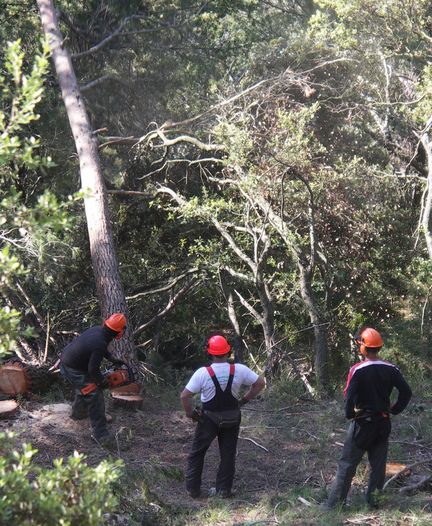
[138,128,223,151]
[133,279,201,336]
[99,136,137,149]
[107,189,153,198]
[71,15,145,59]
[220,265,255,284]
[156,185,187,207]
[238,435,269,452]
[212,217,257,273]
[234,289,262,323]
[127,268,199,300]
[164,78,274,130]
[80,75,128,93]
[298,58,359,75]
[15,281,57,349]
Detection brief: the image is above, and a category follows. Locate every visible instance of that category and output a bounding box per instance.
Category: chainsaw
[80,365,133,395]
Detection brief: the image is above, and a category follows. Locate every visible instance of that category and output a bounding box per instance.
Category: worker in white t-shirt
[180,334,265,498]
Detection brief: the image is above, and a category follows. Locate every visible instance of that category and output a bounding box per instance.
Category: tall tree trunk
[257,280,275,350]
[420,117,432,259]
[37,0,136,368]
[254,193,329,393]
[298,263,328,391]
[220,276,246,363]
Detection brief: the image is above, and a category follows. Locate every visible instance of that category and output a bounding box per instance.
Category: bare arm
[241,376,266,404]
[180,388,195,418]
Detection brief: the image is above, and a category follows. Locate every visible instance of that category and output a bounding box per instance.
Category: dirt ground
[2,395,308,493]
[2,390,432,525]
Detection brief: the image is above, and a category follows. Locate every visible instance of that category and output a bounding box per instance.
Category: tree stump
[110,384,144,411]
[0,400,19,418]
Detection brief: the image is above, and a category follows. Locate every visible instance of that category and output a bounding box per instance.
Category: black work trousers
[326,419,390,508]
[60,363,108,440]
[185,414,240,495]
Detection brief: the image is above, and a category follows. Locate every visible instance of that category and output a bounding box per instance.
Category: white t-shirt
[185,362,259,403]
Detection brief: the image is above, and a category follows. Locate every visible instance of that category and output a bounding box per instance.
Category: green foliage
[0,39,52,171]
[214,118,254,166]
[272,103,325,168]
[412,64,432,126]
[0,40,78,358]
[0,307,22,357]
[0,0,427,386]
[0,432,122,526]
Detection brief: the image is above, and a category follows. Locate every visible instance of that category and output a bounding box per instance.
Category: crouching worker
[60,313,127,448]
[324,328,412,510]
[181,334,265,498]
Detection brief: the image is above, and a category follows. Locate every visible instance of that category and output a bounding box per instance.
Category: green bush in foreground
[0,432,123,526]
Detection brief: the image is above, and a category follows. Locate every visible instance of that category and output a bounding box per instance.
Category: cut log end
[0,399,19,418]
[0,362,31,396]
[110,382,141,395]
[386,462,412,477]
[110,392,144,411]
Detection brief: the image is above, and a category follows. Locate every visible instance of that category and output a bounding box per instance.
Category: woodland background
[0,0,432,525]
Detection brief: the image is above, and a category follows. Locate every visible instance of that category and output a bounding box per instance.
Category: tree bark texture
[298,263,328,390]
[220,275,246,363]
[254,194,329,391]
[421,117,432,259]
[37,0,136,366]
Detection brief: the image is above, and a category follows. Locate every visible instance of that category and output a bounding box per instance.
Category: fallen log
[0,362,30,395]
[399,475,432,495]
[383,458,432,490]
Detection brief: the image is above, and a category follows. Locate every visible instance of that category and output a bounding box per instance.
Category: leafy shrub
[0,432,123,526]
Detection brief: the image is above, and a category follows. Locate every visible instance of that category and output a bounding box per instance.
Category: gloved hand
[98,377,110,389]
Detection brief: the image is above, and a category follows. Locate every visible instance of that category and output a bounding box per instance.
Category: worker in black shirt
[60,313,127,447]
[323,327,412,509]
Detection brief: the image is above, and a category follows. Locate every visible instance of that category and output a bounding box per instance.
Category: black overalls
[185,364,240,497]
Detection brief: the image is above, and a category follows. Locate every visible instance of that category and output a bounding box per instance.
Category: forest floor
[2,380,432,526]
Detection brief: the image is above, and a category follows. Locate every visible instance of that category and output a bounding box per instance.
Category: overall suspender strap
[203,364,239,412]
[227,364,235,390]
[206,364,235,391]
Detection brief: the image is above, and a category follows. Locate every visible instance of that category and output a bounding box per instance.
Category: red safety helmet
[104,313,126,339]
[207,335,231,356]
[355,327,383,356]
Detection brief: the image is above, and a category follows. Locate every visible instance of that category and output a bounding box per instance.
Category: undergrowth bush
[0,432,123,526]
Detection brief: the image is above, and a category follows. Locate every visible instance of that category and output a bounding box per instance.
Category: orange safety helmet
[104,313,126,339]
[355,327,383,356]
[207,335,231,356]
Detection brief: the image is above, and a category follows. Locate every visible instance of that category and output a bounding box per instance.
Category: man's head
[207,334,231,361]
[354,327,383,357]
[104,313,127,339]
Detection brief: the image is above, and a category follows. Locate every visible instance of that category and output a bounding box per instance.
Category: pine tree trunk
[37,0,137,373]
